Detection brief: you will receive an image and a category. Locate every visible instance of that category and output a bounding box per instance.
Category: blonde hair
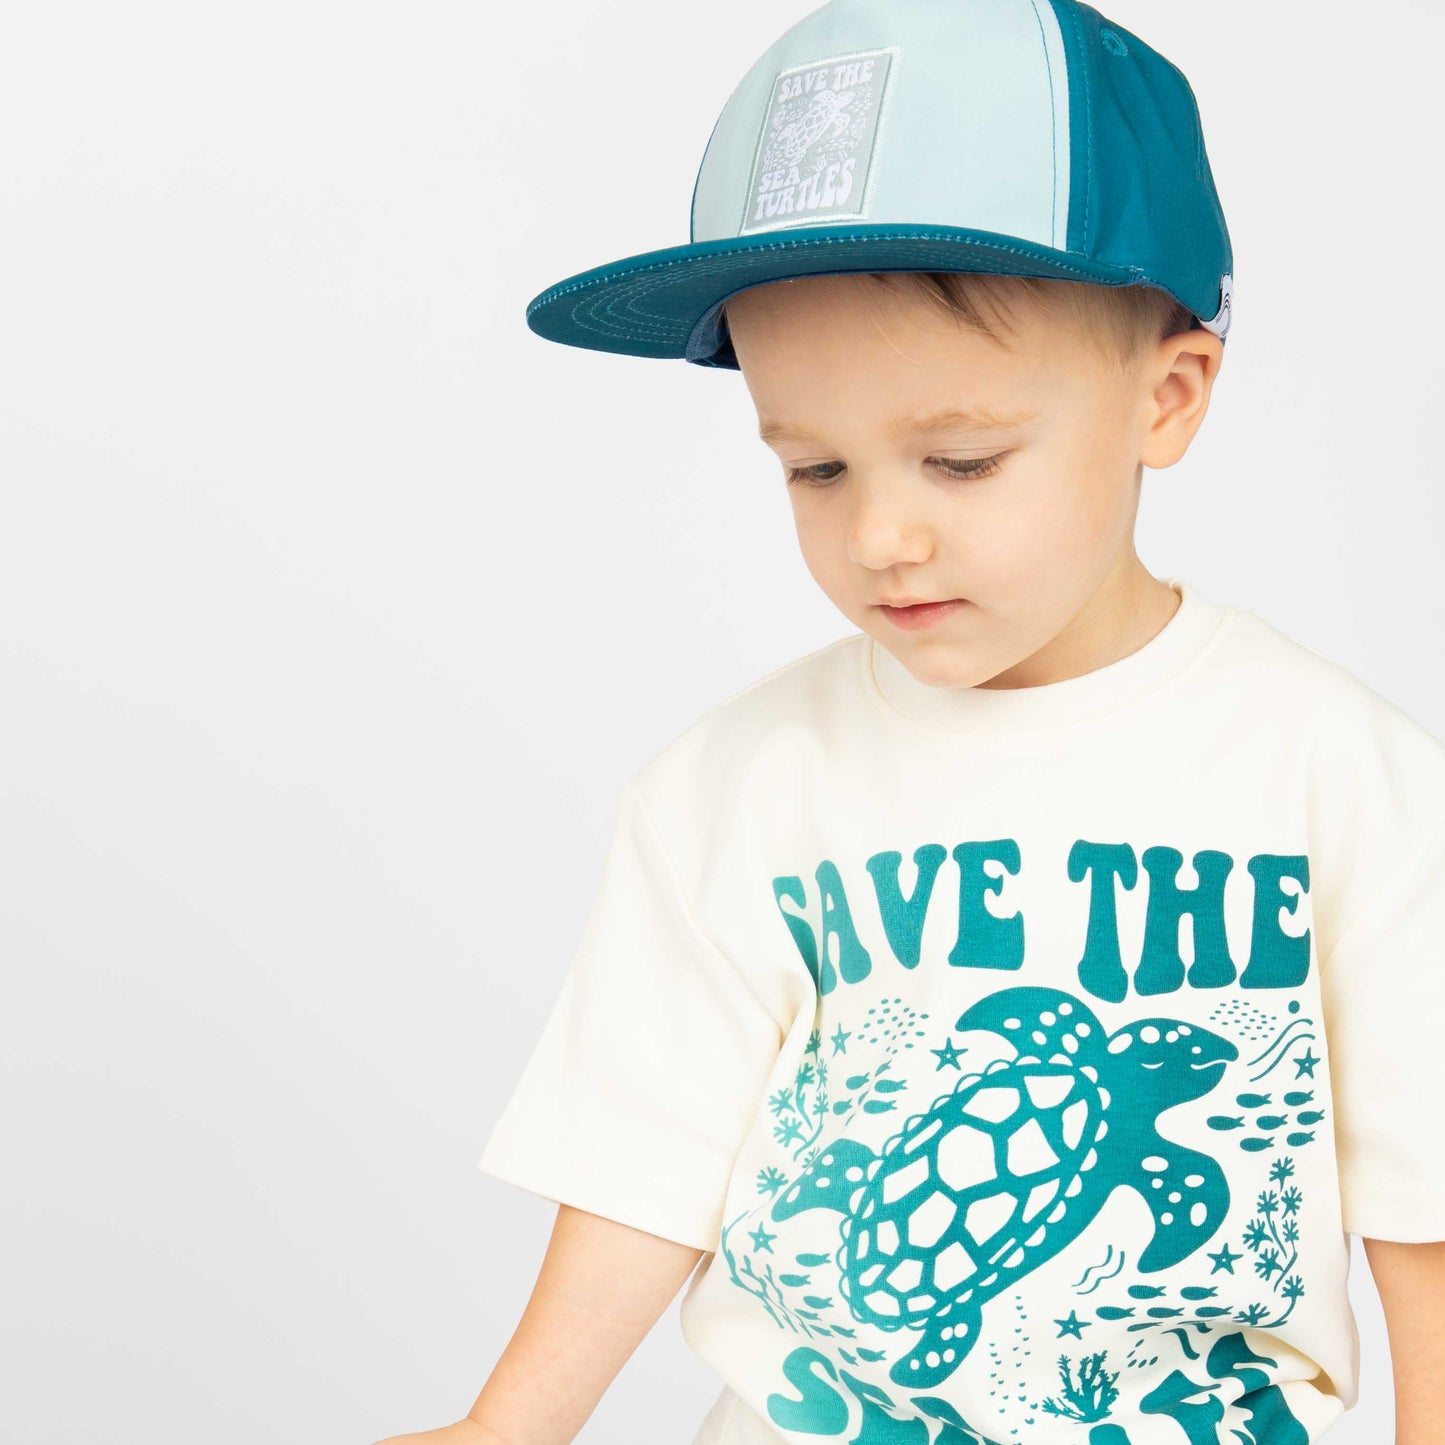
[725,271,1200,374]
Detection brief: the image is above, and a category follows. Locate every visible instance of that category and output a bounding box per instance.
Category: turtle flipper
[771,1138,877,1222]
[1129,1139,1231,1271]
[953,986,1108,1068]
[889,1299,983,1389]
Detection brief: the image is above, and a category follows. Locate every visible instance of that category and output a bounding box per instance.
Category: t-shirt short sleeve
[476,778,785,1253]
[1322,810,1445,1242]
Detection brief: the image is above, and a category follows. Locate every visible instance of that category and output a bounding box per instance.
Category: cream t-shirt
[478,577,1445,1445]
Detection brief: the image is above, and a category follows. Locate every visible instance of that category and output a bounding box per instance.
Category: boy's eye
[784,455,1005,488]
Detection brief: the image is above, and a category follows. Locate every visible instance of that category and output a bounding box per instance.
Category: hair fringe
[856,271,1200,370]
[722,271,1201,371]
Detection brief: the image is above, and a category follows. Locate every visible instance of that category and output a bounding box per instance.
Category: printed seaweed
[1234,1155,1306,1329]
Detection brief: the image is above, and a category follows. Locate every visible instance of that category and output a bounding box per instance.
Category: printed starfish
[930,1037,965,1070]
[1208,1243,1243,1274]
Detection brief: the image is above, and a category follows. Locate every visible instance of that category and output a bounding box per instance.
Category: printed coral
[1038,1350,1120,1422]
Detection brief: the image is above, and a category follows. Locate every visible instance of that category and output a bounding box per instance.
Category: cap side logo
[1201,272,1233,340]
[739,47,898,237]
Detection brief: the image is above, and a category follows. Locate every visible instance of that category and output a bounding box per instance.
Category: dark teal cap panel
[1047,0,1233,333]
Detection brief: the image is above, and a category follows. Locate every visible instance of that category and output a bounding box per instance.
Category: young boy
[377,2,1445,1441]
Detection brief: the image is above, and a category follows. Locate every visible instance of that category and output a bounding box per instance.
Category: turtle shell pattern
[836,1050,1109,1330]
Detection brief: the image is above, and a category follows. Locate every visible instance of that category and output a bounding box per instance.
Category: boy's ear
[1138,329,1225,471]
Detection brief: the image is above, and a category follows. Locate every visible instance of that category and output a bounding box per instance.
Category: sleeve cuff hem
[1340,1185,1445,1242]
[476,1143,724,1254]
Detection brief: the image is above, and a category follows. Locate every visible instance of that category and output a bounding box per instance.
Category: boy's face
[724,272,1220,690]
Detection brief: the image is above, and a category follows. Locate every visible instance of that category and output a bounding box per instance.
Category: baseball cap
[523,0,1234,369]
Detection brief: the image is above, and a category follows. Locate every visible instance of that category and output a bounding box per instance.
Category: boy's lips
[876,597,969,631]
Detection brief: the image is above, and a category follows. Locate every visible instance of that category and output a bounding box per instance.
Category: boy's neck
[975,561,1181,692]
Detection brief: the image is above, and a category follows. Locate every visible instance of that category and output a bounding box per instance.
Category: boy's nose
[844,475,935,569]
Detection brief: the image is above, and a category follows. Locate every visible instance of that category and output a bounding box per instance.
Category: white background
[2,1,1440,1441]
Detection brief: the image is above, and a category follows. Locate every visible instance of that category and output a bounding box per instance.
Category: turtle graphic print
[771,986,1236,1390]
[722,988,1320,1442]
[714,831,1322,1444]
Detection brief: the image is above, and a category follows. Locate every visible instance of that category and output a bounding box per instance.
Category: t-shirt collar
[866,577,1233,735]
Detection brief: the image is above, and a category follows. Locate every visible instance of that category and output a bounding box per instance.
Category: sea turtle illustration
[771,985,1237,1389]
[763,88,858,170]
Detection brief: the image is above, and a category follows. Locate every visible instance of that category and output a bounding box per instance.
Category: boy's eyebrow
[757,404,1039,445]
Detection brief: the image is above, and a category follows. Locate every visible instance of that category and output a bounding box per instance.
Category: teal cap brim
[525,223,1171,370]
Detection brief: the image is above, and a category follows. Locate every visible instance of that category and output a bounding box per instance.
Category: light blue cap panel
[690,0,1071,253]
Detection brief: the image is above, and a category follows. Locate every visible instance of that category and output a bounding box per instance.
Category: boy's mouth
[876,598,969,630]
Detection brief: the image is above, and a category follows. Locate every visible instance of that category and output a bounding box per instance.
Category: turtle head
[1102,1018,1237,1101]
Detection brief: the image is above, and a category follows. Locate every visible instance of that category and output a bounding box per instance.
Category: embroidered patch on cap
[739,47,899,236]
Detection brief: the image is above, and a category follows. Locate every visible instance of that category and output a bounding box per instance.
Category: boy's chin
[869,630,993,691]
